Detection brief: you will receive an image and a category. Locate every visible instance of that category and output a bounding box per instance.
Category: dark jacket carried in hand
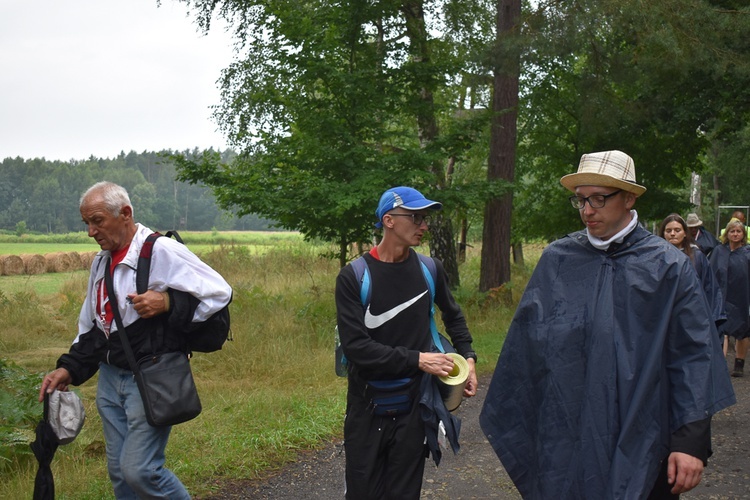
[480,226,735,499]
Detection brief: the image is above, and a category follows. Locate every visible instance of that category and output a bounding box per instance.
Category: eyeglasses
[569,190,623,210]
[389,213,431,225]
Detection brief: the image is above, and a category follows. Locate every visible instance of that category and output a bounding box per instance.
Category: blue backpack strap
[338,256,370,374]
[417,254,444,353]
[350,256,371,308]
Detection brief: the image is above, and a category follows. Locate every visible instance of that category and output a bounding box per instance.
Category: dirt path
[201,358,750,500]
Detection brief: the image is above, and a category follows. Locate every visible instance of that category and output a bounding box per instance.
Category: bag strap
[353,252,445,353]
[164,230,183,244]
[416,254,443,353]
[136,233,162,295]
[136,230,184,295]
[103,260,139,374]
[350,256,370,306]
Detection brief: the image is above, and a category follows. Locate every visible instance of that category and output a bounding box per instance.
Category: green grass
[0,237,540,499]
[0,230,305,256]
[0,271,89,296]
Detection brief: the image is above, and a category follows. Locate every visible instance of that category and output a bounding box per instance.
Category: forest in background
[0,149,276,234]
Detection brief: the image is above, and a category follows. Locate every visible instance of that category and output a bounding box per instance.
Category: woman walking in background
[710,218,750,376]
[659,214,725,330]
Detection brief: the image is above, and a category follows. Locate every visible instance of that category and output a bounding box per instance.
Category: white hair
[80,182,134,218]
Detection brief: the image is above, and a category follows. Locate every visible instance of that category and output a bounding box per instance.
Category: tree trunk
[430,214,459,288]
[479,0,521,292]
[339,238,348,269]
[402,0,460,287]
[458,218,468,263]
[512,241,524,265]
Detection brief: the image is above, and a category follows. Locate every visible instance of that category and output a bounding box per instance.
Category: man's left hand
[668,451,703,494]
[463,358,478,397]
[127,290,169,318]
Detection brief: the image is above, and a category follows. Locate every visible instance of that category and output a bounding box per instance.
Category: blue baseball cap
[375,186,442,228]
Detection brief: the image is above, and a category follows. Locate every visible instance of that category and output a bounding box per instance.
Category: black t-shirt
[335,249,472,381]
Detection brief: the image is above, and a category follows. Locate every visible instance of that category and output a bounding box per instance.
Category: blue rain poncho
[691,247,726,329]
[709,243,750,339]
[480,226,735,499]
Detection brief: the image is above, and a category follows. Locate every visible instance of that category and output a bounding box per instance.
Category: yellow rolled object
[437,352,469,412]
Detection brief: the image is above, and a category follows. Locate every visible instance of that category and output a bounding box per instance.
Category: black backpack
[137,231,231,353]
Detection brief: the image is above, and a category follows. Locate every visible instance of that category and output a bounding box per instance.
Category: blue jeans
[97,363,191,500]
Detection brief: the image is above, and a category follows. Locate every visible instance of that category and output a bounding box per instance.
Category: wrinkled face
[80,195,132,251]
[664,221,687,248]
[574,186,635,240]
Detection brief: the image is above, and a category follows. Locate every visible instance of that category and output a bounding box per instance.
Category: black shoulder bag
[104,260,202,427]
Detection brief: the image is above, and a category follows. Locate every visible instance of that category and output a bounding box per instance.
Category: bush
[14,221,27,237]
[0,359,42,471]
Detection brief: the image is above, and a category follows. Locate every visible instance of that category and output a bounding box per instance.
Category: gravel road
[200,355,750,500]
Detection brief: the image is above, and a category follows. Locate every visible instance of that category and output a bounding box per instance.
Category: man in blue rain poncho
[480,151,735,499]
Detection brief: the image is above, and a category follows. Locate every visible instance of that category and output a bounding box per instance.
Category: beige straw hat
[560,150,647,197]
[685,213,703,228]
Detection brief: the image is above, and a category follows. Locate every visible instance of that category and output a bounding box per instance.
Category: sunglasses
[389,213,431,225]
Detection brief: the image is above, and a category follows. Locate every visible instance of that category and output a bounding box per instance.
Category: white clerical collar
[586,210,639,250]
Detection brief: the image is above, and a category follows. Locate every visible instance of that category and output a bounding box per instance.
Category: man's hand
[668,451,704,494]
[463,358,478,397]
[419,352,454,376]
[127,290,170,319]
[39,368,72,402]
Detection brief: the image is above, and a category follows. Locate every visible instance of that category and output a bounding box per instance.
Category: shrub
[0,359,42,471]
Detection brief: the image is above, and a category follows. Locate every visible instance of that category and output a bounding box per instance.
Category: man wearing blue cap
[335,186,478,499]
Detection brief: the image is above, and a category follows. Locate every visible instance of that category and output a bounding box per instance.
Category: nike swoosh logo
[363,291,428,329]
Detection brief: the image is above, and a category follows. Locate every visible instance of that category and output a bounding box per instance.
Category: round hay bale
[45,252,75,273]
[1,254,24,275]
[80,251,98,269]
[67,251,83,270]
[21,254,47,275]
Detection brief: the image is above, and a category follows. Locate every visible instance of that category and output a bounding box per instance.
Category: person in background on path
[659,214,726,330]
[720,210,747,239]
[38,182,233,499]
[709,218,750,375]
[480,150,734,499]
[335,186,477,500]
[686,213,720,258]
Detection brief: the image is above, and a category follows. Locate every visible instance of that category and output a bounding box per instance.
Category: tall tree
[173,0,495,276]
[479,0,521,291]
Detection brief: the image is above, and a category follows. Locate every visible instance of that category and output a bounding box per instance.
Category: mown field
[0,232,540,499]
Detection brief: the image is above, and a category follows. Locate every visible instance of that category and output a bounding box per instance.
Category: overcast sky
[0,0,235,162]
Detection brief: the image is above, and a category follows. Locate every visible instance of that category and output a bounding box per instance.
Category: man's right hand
[39,368,73,402]
[419,352,455,377]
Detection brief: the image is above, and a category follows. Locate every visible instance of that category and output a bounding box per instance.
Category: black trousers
[344,390,426,500]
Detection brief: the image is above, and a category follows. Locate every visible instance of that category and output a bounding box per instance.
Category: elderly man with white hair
[40,181,232,499]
